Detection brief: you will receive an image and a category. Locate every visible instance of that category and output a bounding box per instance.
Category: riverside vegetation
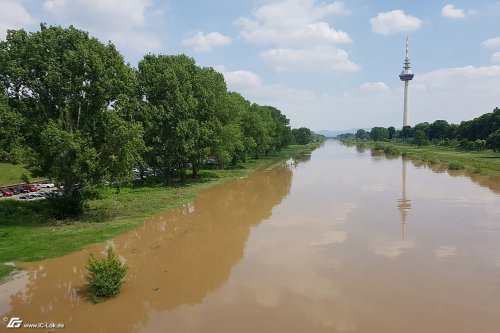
[338,108,500,175]
[0,24,324,283]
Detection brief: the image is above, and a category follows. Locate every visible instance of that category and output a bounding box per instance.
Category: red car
[0,188,14,196]
[22,184,39,192]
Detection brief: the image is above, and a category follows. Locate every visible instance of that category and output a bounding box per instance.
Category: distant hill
[315,129,369,138]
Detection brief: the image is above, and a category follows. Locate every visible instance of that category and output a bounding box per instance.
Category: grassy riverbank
[0,143,321,283]
[351,140,500,175]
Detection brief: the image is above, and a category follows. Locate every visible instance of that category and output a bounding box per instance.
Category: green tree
[428,120,450,140]
[0,95,24,162]
[292,127,313,145]
[210,91,256,168]
[412,122,430,138]
[399,126,412,139]
[412,130,428,146]
[355,129,370,140]
[137,54,198,181]
[486,129,500,152]
[0,25,144,212]
[387,126,396,140]
[369,127,389,141]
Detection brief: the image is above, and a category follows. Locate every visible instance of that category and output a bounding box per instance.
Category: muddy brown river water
[1,140,500,333]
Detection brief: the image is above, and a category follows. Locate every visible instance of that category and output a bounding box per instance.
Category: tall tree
[0,25,144,204]
[292,127,313,145]
[369,127,389,141]
[137,54,198,182]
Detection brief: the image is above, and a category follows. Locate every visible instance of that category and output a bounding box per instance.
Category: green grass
[398,145,500,175]
[0,162,45,186]
[351,140,500,175]
[0,163,30,186]
[0,142,322,282]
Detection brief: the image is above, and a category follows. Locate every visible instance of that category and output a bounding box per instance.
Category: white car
[40,182,55,188]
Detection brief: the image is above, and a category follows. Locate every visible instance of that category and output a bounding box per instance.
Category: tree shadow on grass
[0,199,54,227]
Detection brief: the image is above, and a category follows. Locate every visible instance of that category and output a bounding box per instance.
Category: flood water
[2,140,500,333]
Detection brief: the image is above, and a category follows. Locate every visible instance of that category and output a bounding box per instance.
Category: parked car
[48,189,63,196]
[0,188,14,196]
[22,184,39,192]
[6,187,19,195]
[31,184,42,190]
[8,186,28,194]
[40,182,55,188]
[0,192,3,198]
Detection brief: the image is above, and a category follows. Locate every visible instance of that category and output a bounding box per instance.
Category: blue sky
[1,0,499,131]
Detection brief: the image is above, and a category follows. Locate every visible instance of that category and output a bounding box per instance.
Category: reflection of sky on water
[370,236,416,258]
[435,245,458,262]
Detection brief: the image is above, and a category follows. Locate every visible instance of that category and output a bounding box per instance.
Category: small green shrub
[448,162,465,170]
[428,158,441,165]
[383,145,401,155]
[356,142,367,148]
[86,247,127,303]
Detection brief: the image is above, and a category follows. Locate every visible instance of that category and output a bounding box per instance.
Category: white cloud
[0,1,36,40]
[241,0,349,34]
[492,52,500,63]
[481,37,500,48]
[42,0,161,54]
[370,10,423,35]
[414,65,500,90]
[261,47,360,72]
[182,31,231,52]
[360,82,390,93]
[236,17,351,46]
[441,4,466,19]
[235,0,357,72]
[223,69,262,88]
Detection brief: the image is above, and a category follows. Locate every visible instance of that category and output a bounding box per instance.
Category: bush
[373,142,387,150]
[458,139,475,151]
[46,193,84,219]
[383,145,401,155]
[448,162,465,170]
[86,247,127,303]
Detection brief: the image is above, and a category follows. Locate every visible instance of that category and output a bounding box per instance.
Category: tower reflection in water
[397,158,411,239]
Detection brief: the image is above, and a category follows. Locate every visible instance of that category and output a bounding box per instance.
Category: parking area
[0,182,62,201]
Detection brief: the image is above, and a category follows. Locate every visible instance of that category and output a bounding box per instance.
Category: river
[1,140,500,333]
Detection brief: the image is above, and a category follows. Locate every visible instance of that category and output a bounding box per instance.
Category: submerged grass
[0,265,16,284]
[0,143,321,282]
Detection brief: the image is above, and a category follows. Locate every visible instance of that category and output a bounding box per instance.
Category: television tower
[399,38,415,127]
